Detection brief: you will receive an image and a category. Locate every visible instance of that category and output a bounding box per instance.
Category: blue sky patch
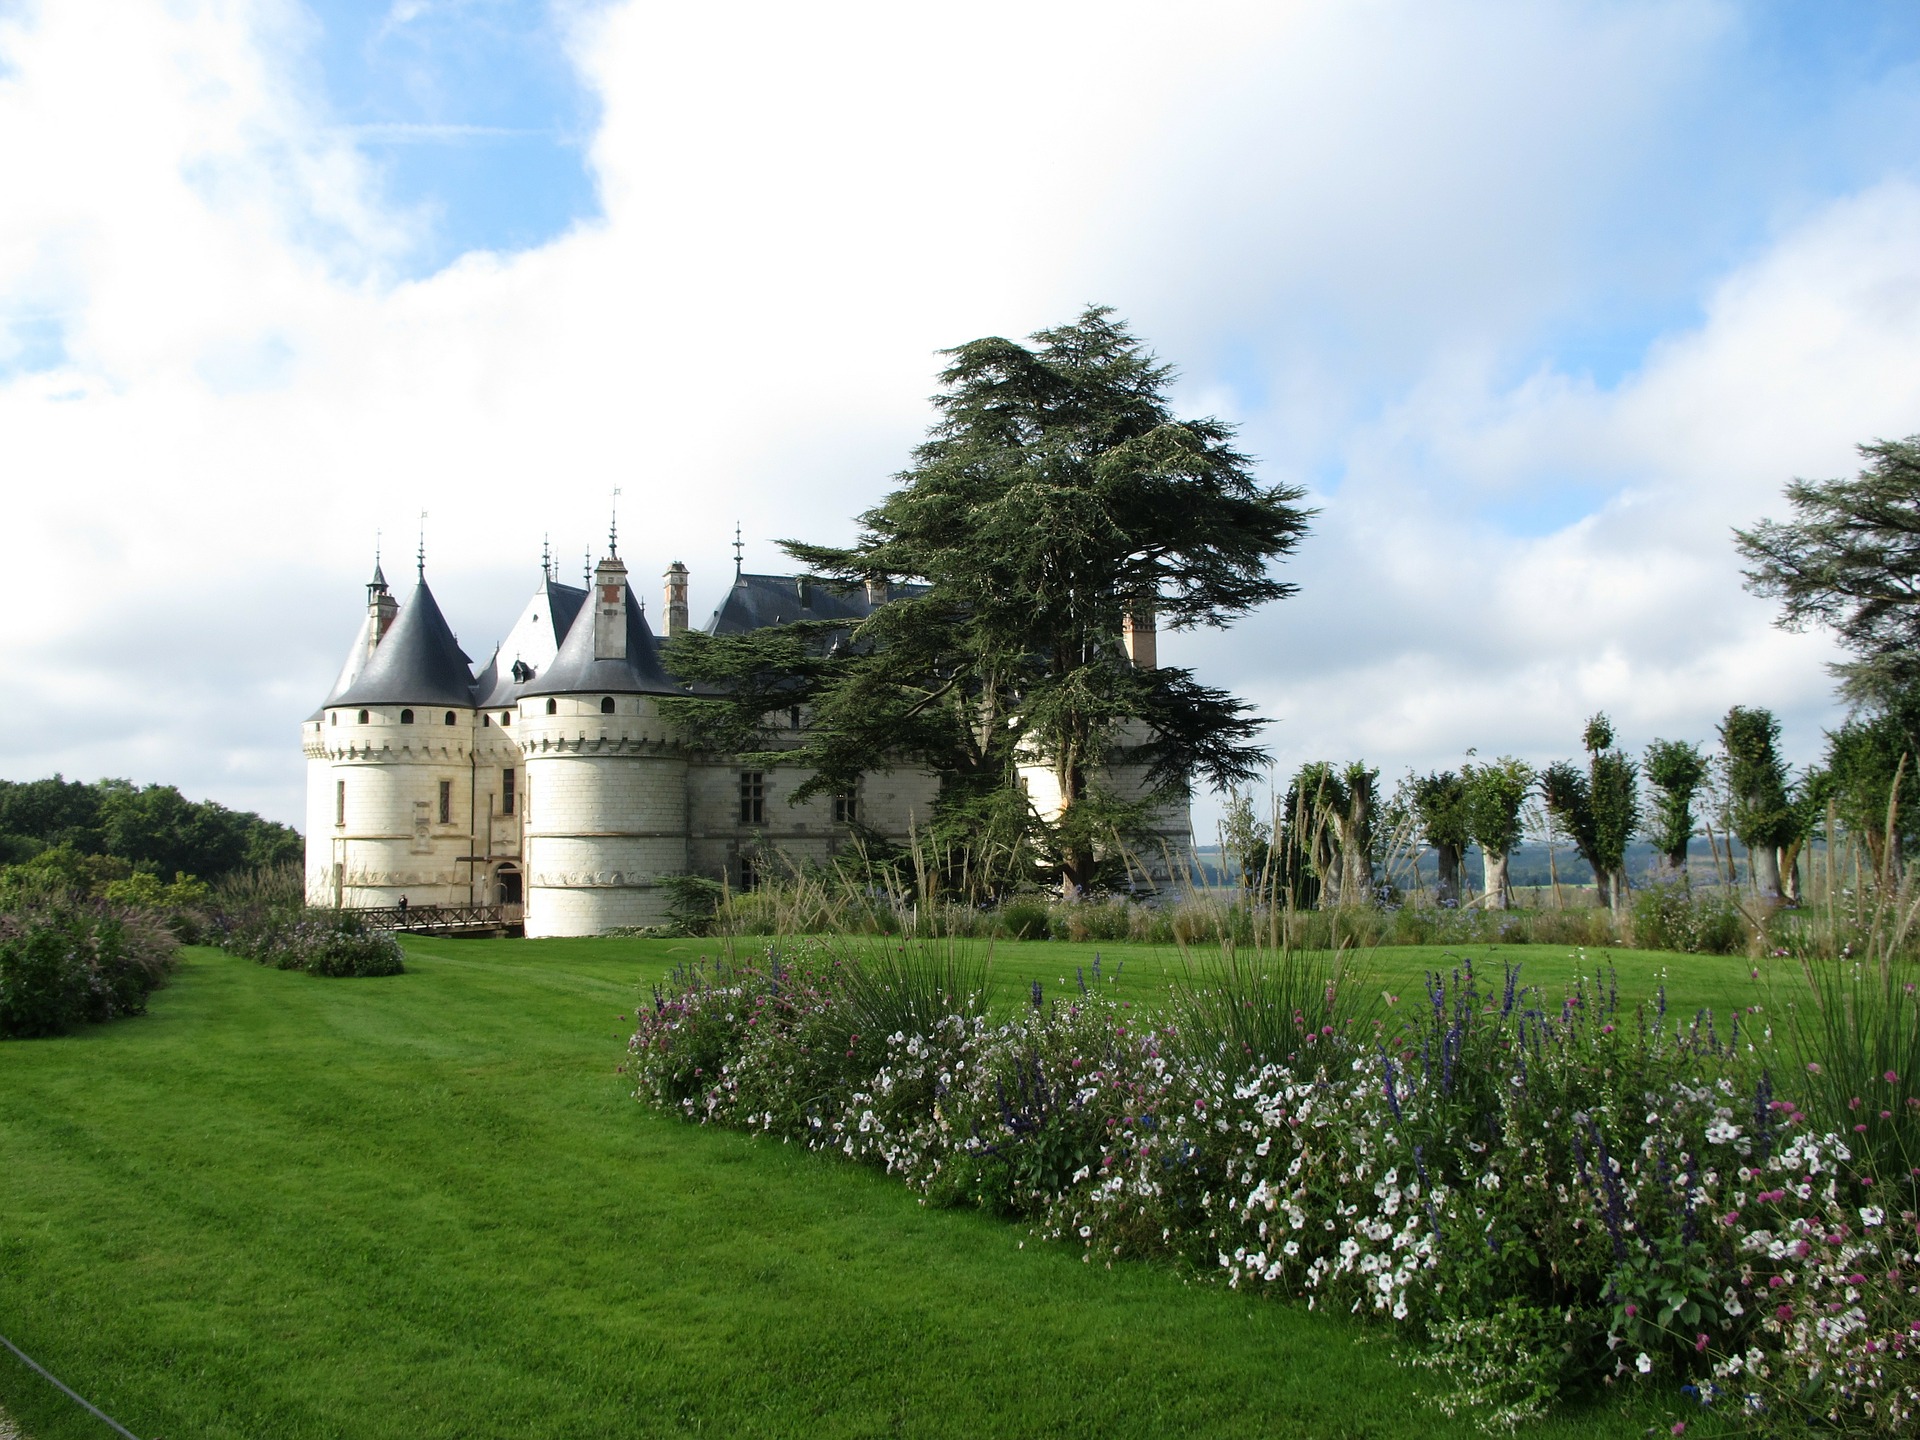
[300,0,601,273]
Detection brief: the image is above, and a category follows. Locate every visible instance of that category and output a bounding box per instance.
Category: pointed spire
[733,522,744,576]
[416,510,428,578]
[583,550,591,588]
[541,534,552,583]
[609,487,622,558]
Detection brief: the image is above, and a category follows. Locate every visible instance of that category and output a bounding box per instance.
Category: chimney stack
[664,561,689,637]
[1123,606,1157,670]
[592,554,629,660]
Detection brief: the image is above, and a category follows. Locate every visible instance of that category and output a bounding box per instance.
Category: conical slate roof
[314,612,376,717]
[334,576,476,708]
[474,577,588,708]
[522,582,683,697]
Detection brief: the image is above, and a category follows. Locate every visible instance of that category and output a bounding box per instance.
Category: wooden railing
[355,903,524,935]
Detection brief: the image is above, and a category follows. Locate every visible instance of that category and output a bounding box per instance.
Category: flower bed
[627,942,1920,1432]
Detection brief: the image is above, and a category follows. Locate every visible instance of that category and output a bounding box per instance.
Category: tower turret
[366,560,397,660]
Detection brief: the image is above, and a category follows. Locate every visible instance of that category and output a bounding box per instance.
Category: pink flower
[1672,1425,1686,1436]
[1769,1275,1785,1288]
[1695,1333,1709,1353]
[1856,1123,1869,1133]
[1776,1304,1794,1321]
[1888,1070,1901,1083]
[1625,1303,1638,1316]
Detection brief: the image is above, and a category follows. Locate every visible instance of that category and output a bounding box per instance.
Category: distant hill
[0,775,300,881]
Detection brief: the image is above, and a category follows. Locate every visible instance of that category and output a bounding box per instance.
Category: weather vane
[610,487,622,557]
[733,522,744,576]
[416,511,428,575]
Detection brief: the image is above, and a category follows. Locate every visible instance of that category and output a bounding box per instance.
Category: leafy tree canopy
[665,308,1312,893]
[0,775,299,880]
[1736,437,1920,715]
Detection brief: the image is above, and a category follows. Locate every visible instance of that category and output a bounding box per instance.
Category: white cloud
[0,0,1912,840]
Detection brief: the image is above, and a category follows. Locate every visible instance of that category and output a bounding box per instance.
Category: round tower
[305,561,482,909]
[517,548,689,936]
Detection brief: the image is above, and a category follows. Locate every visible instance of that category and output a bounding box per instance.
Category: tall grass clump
[1170,940,1368,1064]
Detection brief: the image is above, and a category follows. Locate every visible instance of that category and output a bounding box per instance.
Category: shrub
[996,897,1052,940]
[0,899,177,1038]
[215,894,404,978]
[1631,881,1751,955]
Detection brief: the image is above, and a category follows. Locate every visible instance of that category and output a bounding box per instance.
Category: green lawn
[0,937,1753,1439]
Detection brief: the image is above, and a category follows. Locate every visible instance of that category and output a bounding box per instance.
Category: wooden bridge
[356,903,524,938]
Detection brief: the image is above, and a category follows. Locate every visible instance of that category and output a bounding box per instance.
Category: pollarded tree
[1338,762,1380,908]
[666,308,1312,897]
[1719,705,1800,903]
[1826,713,1914,882]
[1541,713,1641,915]
[1405,771,1470,906]
[1642,738,1708,881]
[1461,758,1534,911]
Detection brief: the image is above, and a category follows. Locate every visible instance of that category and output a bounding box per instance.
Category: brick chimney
[1123,606,1157,670]
[663,562,689,636]
[593,553,629,660]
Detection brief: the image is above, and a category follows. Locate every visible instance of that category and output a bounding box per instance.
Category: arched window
[444,711,456,726]
[501,711,512,726]
[546,698,557,715]
[329,712,338,726]
[400,709,415,725]
[483,713,491,727]
[601,696,615,714]
[357,710,369,725]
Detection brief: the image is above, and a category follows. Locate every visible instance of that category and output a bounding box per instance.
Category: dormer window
[601,696,615,714]
[400,709,415,725]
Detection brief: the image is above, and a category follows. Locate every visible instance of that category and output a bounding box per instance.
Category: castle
[302,543,1190,937]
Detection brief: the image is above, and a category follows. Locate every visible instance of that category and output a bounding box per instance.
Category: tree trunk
[1779,840,1804,905]
[1482,848,1510,910]
[1435,843,1462,906]
[1749,843,1783,905]
[1340,791,1373,908]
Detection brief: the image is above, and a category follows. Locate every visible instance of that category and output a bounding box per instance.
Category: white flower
[1636,1353,1653,1374]
[1862,1205,1885,1227]
[1706,1120,1742,1145]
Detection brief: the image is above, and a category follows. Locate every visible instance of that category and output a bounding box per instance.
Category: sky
[5,0,1920,839]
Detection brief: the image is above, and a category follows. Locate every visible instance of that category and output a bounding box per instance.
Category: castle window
[400,709,415,725]
[738,771,764,825]
[501,711,511,726]
[738,854,759,891]
[502,768,516,816]
[444,711,456,726]
[358,710,369,725]
[601,696,615,714]
[833,789,858,825]
[329,712,337,726]
[546,698,557,715]
[438,780,452,825]
[483,713,491,727]
[788,706,801,731]
[335,779,345,826]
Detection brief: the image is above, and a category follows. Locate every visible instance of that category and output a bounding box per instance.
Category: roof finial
[369,531,388,594]
[541,533,551,582]
[733,522,744,577]
[609,487,622,558]
[416,510,428,578]
[584,550,591,588]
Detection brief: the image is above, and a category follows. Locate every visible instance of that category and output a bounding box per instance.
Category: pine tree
[664,308,1312,895]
